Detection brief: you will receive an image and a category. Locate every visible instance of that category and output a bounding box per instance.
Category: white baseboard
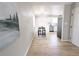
[71,41,79,47]
[24,33,35,56]
[61,39,70,41]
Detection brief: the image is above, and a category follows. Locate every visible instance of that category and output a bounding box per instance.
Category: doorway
[34,15,62,39]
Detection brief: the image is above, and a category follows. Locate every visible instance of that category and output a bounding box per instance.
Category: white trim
[71,41,79,47]
[61,39,70,41]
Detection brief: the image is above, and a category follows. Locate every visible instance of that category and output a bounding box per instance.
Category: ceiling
[32,5,64,16]
[16,2,73,16]
[16,2,73,5]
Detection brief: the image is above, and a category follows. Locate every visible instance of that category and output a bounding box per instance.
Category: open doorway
[48,16,58,32]
[33,15,63,39]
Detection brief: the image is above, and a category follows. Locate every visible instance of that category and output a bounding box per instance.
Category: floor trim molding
[61,39,70,42]
[24,33,35,56]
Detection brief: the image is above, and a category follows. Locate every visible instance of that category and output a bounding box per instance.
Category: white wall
[62,4,71,41]
[0,3,33,56]
[71,3,79,47]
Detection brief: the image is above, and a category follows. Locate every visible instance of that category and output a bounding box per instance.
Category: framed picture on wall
[0,12,20,49]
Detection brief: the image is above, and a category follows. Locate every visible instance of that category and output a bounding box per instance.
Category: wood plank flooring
[27,32,79,56]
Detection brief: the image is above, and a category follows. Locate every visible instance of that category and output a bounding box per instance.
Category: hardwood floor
[27,32,79,56]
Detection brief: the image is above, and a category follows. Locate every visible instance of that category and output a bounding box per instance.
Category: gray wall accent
[57,16,62,39]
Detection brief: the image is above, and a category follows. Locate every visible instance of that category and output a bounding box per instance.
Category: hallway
[27,32,79,56]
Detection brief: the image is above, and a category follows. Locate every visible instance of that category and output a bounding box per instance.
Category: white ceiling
[17,2,73,5]
[16,2,73,16]
[32,5,64,16]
